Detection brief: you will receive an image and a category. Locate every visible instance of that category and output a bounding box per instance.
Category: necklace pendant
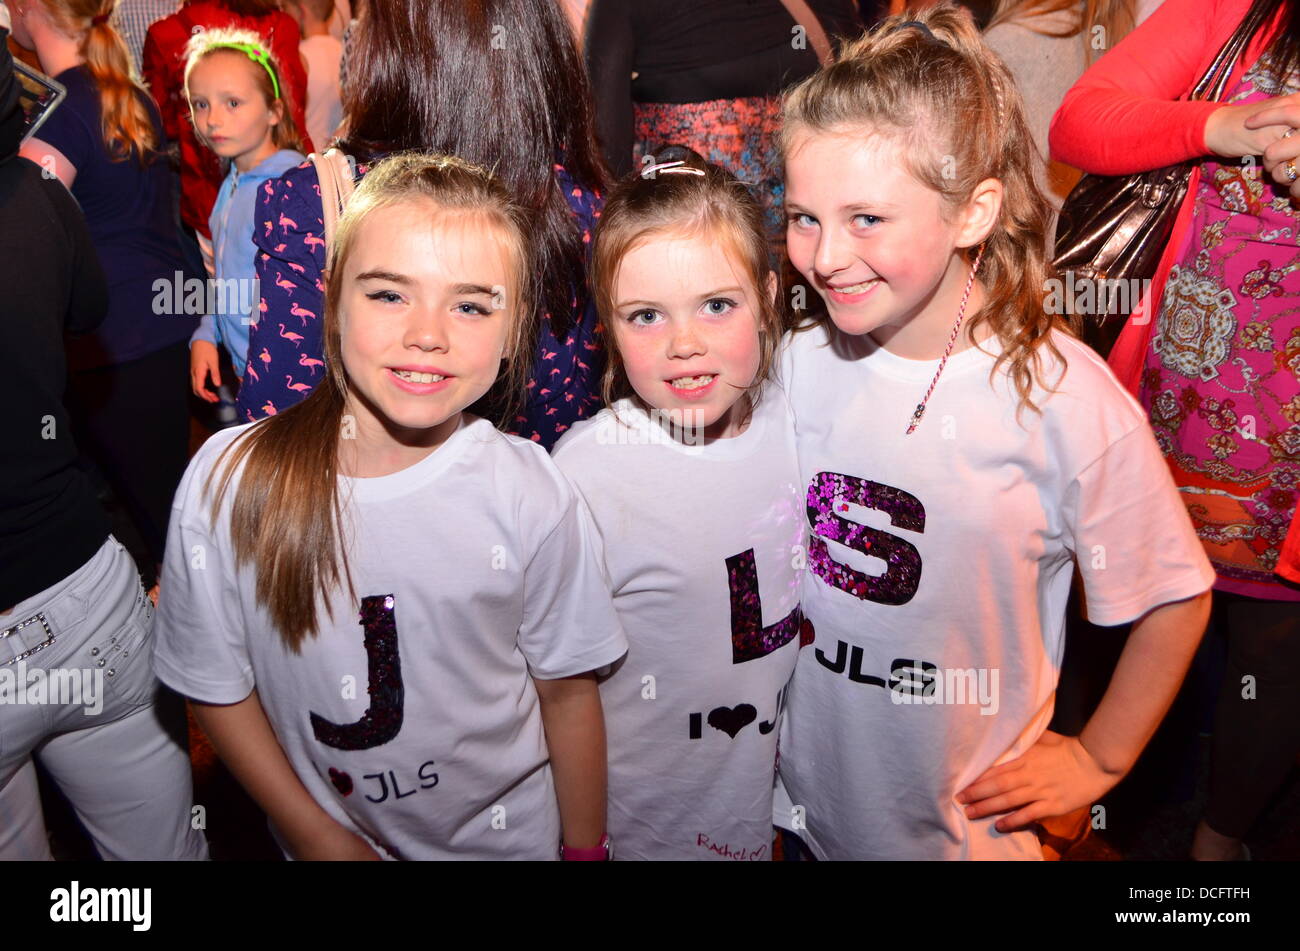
[905,403,925,435]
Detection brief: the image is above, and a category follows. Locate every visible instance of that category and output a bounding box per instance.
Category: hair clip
[640,159,706,179]
[208,41,281,100]
[896,20,948,48]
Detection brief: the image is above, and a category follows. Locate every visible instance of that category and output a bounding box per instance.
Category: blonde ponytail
[43,0,158,162]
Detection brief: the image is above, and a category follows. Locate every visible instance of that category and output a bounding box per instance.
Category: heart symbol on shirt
[799,618,816,648]
[328,767,353,797]
[707,704,757,739]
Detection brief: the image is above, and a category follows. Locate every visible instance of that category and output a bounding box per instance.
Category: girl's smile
[823,276,884,305]
[664,373,720,399]
[338,202,514,475]
[385,366,456,394]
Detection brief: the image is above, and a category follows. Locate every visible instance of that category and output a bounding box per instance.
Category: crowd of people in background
[0,0,1295,863]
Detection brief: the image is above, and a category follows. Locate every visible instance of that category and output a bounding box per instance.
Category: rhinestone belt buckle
[0,612,56,665]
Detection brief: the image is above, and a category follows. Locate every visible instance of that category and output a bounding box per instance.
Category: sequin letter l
[310,594,405,751]
[727,549,803,664]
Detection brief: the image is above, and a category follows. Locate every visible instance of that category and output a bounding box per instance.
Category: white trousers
[0,537,208,860]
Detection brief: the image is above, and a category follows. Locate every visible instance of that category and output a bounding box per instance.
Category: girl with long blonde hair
[152,153,626,860]
[773,2,1213,859]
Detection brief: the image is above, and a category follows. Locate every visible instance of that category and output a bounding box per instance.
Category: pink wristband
[560,834,611,861]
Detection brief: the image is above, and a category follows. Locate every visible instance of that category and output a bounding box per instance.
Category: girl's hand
[1204,94,1298,159]
[289,822,384,861]
[190,339,221,402]
[954,731,1120,834]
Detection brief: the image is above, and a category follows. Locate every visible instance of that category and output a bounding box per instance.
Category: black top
[0,28,111,610]
[38,66,198,369]
[585,0,865,176]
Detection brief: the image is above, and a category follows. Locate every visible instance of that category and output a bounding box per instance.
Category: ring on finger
[1286,128,1297,139]
[1287,160,1298,183]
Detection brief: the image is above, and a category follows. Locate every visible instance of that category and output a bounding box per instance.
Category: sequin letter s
[806,473,924,606]
[310,594,405,751]
[727,549,803,664]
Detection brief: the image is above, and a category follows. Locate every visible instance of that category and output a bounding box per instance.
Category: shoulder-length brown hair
[206,153,535,651]
[782,1,1081,416]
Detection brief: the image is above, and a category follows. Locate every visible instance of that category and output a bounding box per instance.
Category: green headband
[208,41,281,101]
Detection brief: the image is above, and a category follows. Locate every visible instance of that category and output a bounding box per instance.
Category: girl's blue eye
[228,98,240,109]
[366,291,403,304]
[704,298,736,316]
[853,214,882,227]
[456,302,490,316]
[627,309,662,327]
[789,213,816,228]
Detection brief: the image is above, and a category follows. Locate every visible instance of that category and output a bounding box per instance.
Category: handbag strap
[309,148,357,253]
[777,0,832,66]
[1190,3,1272,103]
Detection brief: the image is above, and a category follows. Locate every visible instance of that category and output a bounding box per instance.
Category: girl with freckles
[553,146,804,861]
[152,153,626,860]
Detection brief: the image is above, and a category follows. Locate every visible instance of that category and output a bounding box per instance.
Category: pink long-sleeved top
[1049,0,1281,176]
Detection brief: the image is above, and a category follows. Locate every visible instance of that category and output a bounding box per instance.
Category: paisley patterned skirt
[1141,161,1300,600]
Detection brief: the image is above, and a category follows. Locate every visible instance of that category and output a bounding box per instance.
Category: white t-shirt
[300,35,344,151]
[153,415,627,860]
[773,324,1215,860]
[553,393,806,860]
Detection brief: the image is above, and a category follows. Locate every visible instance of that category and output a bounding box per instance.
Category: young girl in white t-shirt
[153,153,626,861]
[552,146,805,860]
[773,4,1215,860]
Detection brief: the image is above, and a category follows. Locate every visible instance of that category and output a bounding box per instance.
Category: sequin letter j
[310,594,405,751]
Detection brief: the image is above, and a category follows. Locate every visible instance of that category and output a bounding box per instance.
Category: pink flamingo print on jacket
[278,324,305,347]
